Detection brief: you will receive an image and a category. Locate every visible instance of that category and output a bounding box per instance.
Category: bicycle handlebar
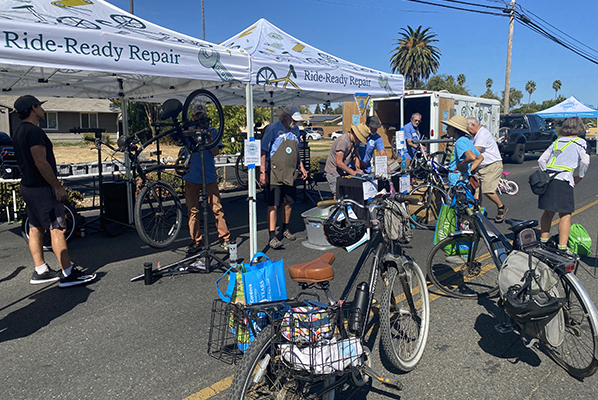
[317,193,421,210]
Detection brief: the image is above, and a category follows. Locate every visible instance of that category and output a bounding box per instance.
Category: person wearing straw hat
[260,105,308,249]
[441,115,484,188]
[355,115,388,173]
[324,126,363,198]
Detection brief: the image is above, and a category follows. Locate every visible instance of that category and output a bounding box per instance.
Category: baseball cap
[14,95,46,113]
[193,104,207,114]
[282,105,304,122]
[366,115,382,129]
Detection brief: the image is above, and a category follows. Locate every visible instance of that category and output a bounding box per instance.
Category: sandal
[495,206,508,223]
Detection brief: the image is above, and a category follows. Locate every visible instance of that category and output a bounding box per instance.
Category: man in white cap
[183,104,231,255]
[441,115,483,187]
[12,95,96,287]
[260,105,308,249]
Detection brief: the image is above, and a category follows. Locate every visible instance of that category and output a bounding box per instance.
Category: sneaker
[59,267,96,288]
[220,241,230,251]
[30,268,61,285]
[186,242,202,255]
[269,237,283,249]
[495,207,508,223]
[283,230,296,241]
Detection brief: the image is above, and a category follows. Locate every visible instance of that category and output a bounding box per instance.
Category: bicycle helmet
[502,271,565,324]
[323,204,367,247]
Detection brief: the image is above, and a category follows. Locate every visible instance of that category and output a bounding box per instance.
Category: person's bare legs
[485,192,504,210]
[557,213,572,247]
[540,210,556,241]
[282,203,292,225]
[29,225,46,267]
[50,228,72,270]
[268,205,278,231]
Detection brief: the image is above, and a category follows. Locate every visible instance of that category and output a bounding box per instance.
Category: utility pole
[130,0,134,14]
[503,0,515,114]
[202,0,205,40]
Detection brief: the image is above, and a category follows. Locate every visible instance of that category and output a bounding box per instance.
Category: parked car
[310,127,324,136]
[330,130,343,140]
[301,128,322,141]
[498,114,558,164]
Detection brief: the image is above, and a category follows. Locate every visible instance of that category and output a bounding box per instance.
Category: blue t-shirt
[403,122,420,160]
[183,127,223,184]
[448,135,480,187]
[261,120,301,161]
[357,133,385,173]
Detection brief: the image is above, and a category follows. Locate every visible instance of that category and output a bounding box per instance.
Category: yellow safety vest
[545,137,582,173]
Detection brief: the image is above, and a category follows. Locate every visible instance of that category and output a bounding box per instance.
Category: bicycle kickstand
[362,365,403,391]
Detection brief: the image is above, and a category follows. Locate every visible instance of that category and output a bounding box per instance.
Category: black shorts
[538,179,575,214]
[266,184,296,207]
[20,185,67,230]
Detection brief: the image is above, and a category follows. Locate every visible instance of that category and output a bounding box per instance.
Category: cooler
[301,206,335,250]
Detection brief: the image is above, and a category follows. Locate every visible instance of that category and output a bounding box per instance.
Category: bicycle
[223,191,430,398]
[426,183,598,377]
[496,171,519,195]
[256,64,300,89]
[20,201,79,251]
[93,89,225,248]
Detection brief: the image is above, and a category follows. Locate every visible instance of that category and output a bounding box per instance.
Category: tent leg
[118,79,134,225]
[246,84,257,257]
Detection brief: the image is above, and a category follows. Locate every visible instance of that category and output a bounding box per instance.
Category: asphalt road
[1,153,598,399]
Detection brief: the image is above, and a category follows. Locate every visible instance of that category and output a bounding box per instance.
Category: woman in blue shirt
[441,115,483,187]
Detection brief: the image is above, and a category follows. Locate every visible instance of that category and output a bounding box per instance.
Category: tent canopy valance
[0,0,250,101]
[535,96,598,119]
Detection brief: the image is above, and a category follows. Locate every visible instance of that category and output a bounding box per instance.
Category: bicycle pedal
[362,365,403,391]
[524,337,539,349]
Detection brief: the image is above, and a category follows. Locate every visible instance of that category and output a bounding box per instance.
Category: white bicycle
[497,172,518,195]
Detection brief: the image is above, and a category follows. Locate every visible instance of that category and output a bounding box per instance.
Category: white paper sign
[244,139,261,166]
[399,174,410,194]
[374,156,388,178]
[362,180,378,200]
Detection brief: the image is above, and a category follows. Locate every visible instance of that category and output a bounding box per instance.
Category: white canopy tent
[536,96,598,154]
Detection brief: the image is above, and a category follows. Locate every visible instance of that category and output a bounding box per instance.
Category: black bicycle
[217,190,430,398]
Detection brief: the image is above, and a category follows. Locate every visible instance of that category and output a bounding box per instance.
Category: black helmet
[502,279,565,324]
[323,204,367,247]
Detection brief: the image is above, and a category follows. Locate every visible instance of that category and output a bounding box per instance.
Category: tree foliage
[552,79,562,99]
[425,74,469,95]
[501,87,523,110]
[390,26,441,89]
[525,80,536,104]
[485,78,493,90]
[510,95,567,114]
[457,73,466,87]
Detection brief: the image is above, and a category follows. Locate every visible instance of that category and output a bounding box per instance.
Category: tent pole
[118,78,134,225]
[246,83,257,256]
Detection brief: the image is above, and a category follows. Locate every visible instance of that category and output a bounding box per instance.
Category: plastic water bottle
[349,282,369,334]
[401,149,407,172]
[229,241,238,266]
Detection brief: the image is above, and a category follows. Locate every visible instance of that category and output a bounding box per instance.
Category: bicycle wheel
[235,154,249,188]
[380,258,430,371]
[505,180,519,195]
[427,232,500,299]
[134,181,182,248]
[182,89,224,150]
[408,184,449,230]
[544,273,598,377]
[22,202,78,251]
[230,325,310,399]
[430,151,450,166]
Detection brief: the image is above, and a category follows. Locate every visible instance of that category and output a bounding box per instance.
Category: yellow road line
[189,197,598,400]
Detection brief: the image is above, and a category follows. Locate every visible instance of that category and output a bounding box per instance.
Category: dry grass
[53,143,182,164]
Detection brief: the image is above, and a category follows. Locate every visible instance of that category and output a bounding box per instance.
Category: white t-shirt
[472,127,502,166]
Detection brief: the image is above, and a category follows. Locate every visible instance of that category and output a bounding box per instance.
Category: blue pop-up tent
[535,96,598,118]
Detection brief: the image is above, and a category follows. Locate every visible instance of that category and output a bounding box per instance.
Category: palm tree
[525,80,536,104]
[552,80,562,98]
[390,26,441,89]
[485,78,493,90]
[457,74,466,87]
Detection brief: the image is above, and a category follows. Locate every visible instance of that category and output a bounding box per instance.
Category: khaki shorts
[475,161,502,193]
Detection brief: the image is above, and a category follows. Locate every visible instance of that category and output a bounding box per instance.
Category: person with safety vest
[537,116,590,252]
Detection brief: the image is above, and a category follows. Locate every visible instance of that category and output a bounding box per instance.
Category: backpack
[528,170,557,195]
[568,224,592,256]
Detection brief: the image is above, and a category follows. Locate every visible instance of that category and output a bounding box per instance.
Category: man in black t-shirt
[13,95,96,288]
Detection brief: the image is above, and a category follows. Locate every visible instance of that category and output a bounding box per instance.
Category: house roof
[309,114,341,123]
[0,95,121,113]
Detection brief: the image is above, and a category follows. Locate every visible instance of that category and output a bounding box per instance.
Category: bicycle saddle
[160,99,183,121]
[506,219,538,232]
[288,252,335,283]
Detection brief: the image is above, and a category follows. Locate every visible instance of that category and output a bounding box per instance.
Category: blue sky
[106,0,598,107]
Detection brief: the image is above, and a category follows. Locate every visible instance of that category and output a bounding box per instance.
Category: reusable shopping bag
[568,224,592,256]
[433,204,457,245]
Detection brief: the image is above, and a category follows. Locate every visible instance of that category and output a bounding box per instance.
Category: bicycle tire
[505,180,519,195]
[380,259,430,371]
[544,273,598,377]
[235,154,249,188]
[427,232,500,299]
[134,181,182,248]
[408,184,449,230]
[230,325,310,399]
[181,89,224,150]
[430,151,450,167]
[22,202,78,251]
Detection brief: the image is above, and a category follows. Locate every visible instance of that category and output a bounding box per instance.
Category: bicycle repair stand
[131,126,229,283]
[70,127,133,235]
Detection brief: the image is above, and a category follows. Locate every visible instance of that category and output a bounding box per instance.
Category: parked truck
[498,114,558,164]
[366,90,501,155]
